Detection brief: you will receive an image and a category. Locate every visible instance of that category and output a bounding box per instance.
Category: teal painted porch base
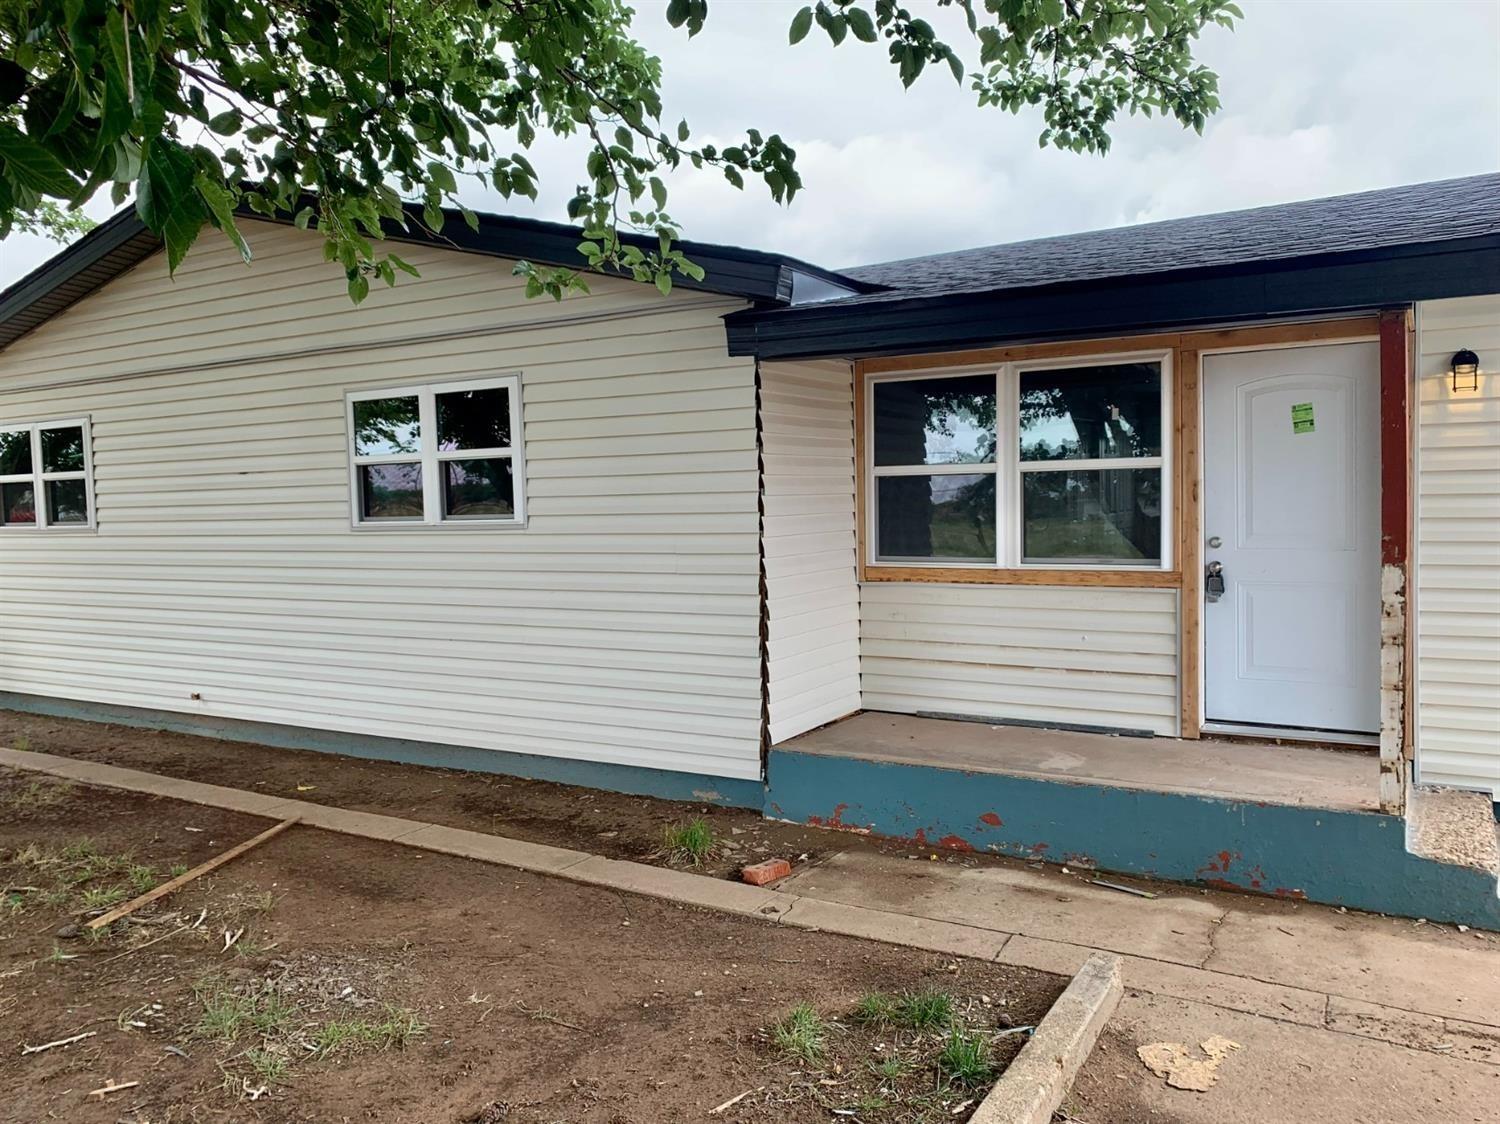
[0,692,764,809]
[766,749,1500,930]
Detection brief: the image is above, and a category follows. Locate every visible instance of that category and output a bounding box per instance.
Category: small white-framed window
[346,375,525,528]
[866,352,1172,570]
[0,417,96,532]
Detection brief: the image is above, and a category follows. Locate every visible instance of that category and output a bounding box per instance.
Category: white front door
[1202,342,1380,734]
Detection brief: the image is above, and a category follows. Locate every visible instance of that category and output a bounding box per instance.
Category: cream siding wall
[1414,295,1500,796]
[0,222,765,781]
[860,583,1180,735]
[761,359,860,743]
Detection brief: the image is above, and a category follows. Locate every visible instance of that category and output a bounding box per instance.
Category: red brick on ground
[743,858,792,885]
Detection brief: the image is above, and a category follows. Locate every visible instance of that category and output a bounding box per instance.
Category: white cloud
[3,0,1497,287]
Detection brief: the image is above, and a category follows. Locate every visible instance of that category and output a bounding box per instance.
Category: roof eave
[726,235,1500,360]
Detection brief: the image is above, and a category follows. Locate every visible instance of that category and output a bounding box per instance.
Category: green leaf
[655,271,672,296]
[847,7,878,42]
[789,7,814,44]
[207,110,243,136]
[649,176,667,211]
[136,140,206,273]
[0,123,82,198]
[194,173,251,264]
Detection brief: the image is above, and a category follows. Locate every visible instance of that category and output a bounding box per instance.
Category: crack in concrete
[1198,908,1231,969]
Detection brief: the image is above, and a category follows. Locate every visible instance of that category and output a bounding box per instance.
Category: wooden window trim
[861,350,1174,576]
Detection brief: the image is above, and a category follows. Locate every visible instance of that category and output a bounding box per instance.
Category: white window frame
[865,350,1173,571]
[0,416,97,533]
[345,374,526,529]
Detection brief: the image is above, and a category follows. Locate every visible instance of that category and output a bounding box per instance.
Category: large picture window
[346,375,524,527]
[867,355,1170,569]
[0,418,95,531]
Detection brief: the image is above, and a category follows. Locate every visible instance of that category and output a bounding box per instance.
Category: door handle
[1205,561,1225,603]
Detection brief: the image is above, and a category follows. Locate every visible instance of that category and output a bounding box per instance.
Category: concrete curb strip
[971,951,1123,1124]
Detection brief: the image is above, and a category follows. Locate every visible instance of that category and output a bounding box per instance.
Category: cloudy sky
[3,0,1498,286]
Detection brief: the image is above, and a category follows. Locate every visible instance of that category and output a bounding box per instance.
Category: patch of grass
[126,864,158,893]
[848,1092,890,1114]
[311,1018,380,1056]
[11,842,46,866]
[59,839,101,864]
[194,982,259,1042]
[661,818,717,867]
[243,890,276,913]
[371,1004,427,1049]
[936,1024,993,1088]
[772,1002,827,1065]
[868,1054,909,1081]
[313,1006,427,1056]
[248,989,295,1037]
[894,989,955,1030]
[2,778,71,812]
[241,1045,291,1085]
[78,884,130,912]
[852,992,899,1025]
[38,886,71,908]
[12,735,30,751]
[2,891,24,918]
[168,863,189,878]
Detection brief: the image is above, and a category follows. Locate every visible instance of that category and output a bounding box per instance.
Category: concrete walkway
[3,745,1498,1122]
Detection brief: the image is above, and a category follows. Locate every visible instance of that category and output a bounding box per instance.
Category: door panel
[1202,343,1380,733]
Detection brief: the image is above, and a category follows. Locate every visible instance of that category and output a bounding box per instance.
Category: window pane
[442,458,515,519]
[1022,468,1161,564]
[876,473,994,560]
[1,482,36,525]
[41,427,85,472]
[874,375,995,466]
[353,396,421,456]
[45,479,88,524]
[0,430,32,476]
[358,463,424,520]
[438,386,511,451]
[1019,363,1161,461]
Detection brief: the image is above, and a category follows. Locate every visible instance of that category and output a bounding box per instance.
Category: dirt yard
[0,710,857,880]
[0,768,1064,1123]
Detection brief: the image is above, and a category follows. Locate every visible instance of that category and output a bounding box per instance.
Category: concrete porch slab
[765,741,1500,928]
[782,711,1380,811]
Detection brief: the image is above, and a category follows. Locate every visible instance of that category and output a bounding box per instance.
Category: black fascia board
[272,196,875,304]
[724,235,1500,359]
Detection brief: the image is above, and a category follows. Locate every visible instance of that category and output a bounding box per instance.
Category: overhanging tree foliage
[0,0,1240,300]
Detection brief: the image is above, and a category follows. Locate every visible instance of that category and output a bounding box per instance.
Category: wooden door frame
[1177,312,1412,812]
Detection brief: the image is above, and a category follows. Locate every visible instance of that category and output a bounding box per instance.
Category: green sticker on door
[1291,402,1315,434]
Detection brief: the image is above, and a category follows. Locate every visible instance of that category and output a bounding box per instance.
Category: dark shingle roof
[834,173,1500,306]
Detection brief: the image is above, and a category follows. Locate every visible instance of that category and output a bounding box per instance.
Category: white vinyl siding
[860,582,1180,735]
[761,359,860,743]
[1414,295,1500,797]
[0,221,764,781]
